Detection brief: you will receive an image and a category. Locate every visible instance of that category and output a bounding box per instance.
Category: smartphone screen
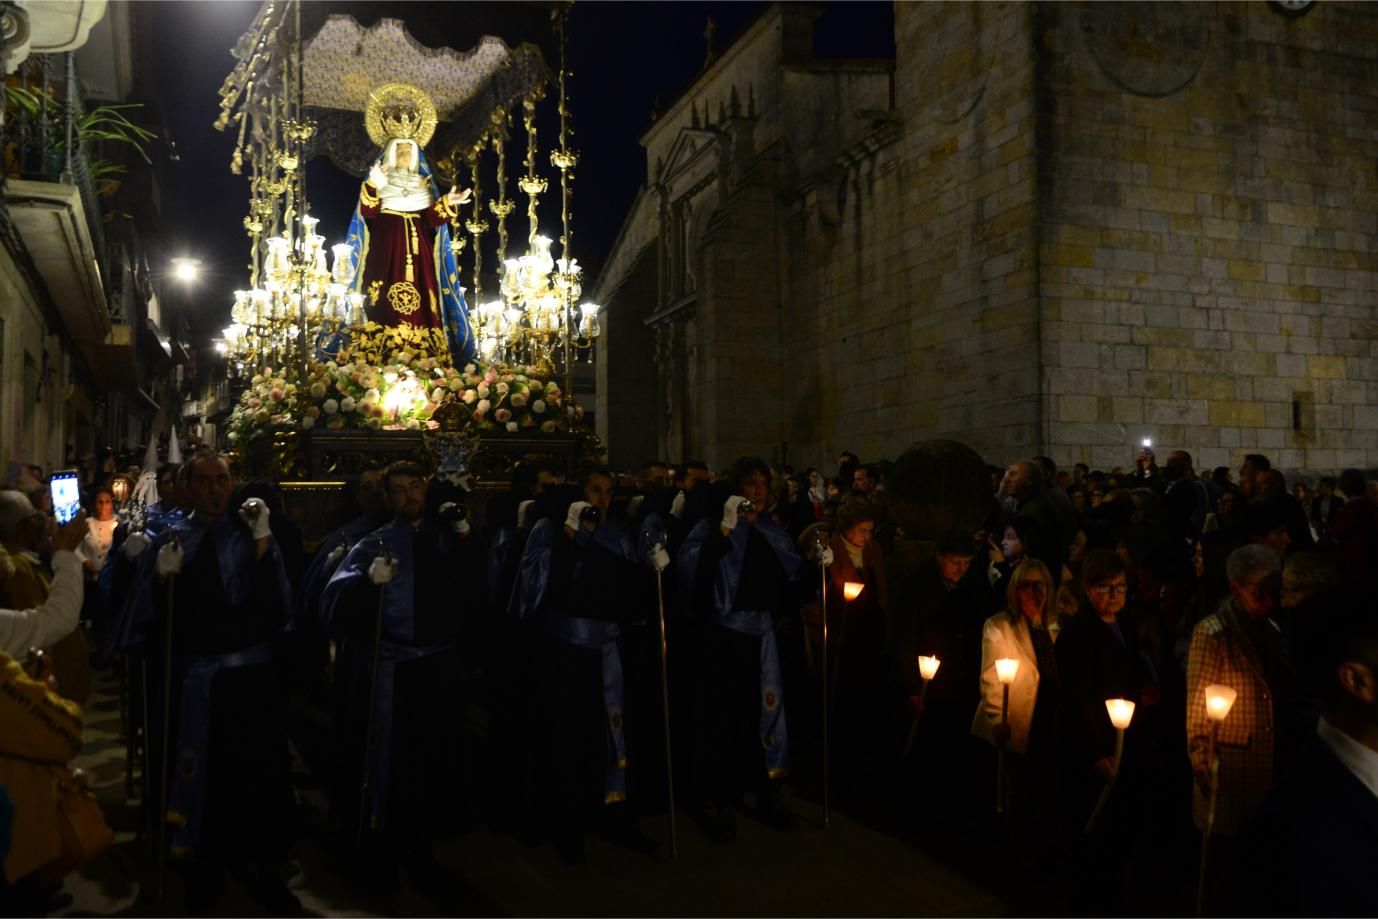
[50,471,80,525]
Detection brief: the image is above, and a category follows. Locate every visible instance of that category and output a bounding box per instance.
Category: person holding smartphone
[0,491,88,660]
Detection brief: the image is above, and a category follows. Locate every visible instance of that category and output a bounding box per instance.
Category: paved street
[54,669,1014,917]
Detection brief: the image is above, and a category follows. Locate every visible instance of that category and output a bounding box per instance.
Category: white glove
[367,554,398,586]
[438,501,471,536]
[325,543,348,568]
[721,495,749,532]
[810,544,835,568]
[155,540,183,578]
[565,501,595,532]
[517,499,536,530]
[648,543,670,573]
[670,490,686,519]
[239,498,272,540]
[123,531,152,559]
[367,163,388,190]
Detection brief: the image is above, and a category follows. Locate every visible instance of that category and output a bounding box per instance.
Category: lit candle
[843,581,865,601]
[917,655,941,683]
[993,657,1020,815]
[1087,698,1137,832]
[1203,684,1237,723]
[1197,684,1236,914]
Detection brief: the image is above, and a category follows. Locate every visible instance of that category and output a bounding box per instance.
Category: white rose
[302,415,316,429]
[340,396,356,412]
[506,421,519,433]
[477,399,492,414]
[532,399,546,414]
[496,381,510,395]
[323,399,340,415]
[477,384,490,399]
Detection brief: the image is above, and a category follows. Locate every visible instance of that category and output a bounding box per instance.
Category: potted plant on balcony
[3,84,154,187]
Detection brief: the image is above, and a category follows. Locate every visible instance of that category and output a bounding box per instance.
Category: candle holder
[994,658,1019,814]
[1196,684,1237,917]
[1086,697,1136,833]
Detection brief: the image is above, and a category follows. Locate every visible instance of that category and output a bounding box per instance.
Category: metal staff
[156,536,180,903]
[654,564,678,858]
[815,530,831,830]
[356,551,394,851]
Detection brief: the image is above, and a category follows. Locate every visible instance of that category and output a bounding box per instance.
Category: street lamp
[172,257,201,283]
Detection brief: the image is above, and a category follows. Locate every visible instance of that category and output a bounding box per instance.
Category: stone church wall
[1038,1,1378,472]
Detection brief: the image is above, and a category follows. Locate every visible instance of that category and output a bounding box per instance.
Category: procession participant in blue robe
[319,461,481,888]
[678,457,828,843]
[510,470,661,864]
[293,472,388,689]
[121,453,297,913]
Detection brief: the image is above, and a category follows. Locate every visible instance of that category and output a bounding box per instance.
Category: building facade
[595,1,1378,474]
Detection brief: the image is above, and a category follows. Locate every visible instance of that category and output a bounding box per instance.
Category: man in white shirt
[1241,597,1378,916]
[0,490,88,659]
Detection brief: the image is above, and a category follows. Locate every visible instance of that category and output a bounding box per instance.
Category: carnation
[310,382,326,398]
[323,399,340,415]
[532,399,546,414]
[430,387,445,403]
[447,377,463,392]
[464,363,477,374]
[506,421,519,433]
[540,420,557,433]
[340,396,356,412]
[302,415,316,429]
[461,390,477,405]
[477,399,492,414]
[477,384,490,399]
[269,388,285,402]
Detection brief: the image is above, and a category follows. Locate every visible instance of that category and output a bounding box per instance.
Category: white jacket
[0,550,83,659]
[970,610,1059,754]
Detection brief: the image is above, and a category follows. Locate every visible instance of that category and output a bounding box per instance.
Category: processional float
[210,2,603,522]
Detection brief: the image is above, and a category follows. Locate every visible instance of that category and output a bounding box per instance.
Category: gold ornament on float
[364,82,437,147]
[386,281,422,316]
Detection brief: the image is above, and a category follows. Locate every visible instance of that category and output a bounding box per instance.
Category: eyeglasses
[1090,582,1129,596]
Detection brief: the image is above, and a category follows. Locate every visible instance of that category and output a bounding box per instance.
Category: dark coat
[1240,737,1378,917]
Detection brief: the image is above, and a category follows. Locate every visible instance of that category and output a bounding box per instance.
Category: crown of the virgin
[364,83,437,148]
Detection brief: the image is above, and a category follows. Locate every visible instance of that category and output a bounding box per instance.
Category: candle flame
[843,581,865,601]
[1105,697,1136,730]
[1204,684,1237,722]
[995,658,1019,685]
[918,655,941,681]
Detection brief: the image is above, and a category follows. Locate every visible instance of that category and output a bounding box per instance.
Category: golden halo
[364,83,437,148]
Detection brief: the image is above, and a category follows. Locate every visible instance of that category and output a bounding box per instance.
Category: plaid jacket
[1185,598,1288,836]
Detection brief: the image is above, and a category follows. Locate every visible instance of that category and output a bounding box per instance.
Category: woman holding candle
[972,558,1061,772]
[1054,549,1157,908]
[800,498,888,791]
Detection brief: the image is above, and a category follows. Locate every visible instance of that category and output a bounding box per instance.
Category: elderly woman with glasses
[1054,549,1159,905]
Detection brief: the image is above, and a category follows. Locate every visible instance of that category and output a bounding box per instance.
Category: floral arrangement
[226,327,584,444]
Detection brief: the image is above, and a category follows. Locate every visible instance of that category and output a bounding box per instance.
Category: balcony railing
[5,52,107,266]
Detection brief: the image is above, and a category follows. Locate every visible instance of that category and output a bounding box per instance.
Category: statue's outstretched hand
[446,185,472,208]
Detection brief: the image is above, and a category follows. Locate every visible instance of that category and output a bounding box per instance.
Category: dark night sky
[148,1,894,345]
